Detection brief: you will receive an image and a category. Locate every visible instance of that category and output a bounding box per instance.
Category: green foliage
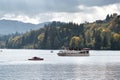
[111,33,120,49]
[69,36,82,49]
[4,14,120,50]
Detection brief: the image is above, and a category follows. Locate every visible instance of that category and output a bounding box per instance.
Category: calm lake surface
[0,49,120,80]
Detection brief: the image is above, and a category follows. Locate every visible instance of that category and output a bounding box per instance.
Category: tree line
[5,13,120,50]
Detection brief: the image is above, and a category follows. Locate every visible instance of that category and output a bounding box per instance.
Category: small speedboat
[28,56,44,61]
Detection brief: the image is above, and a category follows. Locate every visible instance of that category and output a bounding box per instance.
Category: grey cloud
[0,0,119,14]
[0,0,79,15]
[0,0,119,16]
[77,0,120,6]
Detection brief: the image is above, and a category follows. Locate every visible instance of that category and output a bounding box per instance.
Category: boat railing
[59,50,88,53]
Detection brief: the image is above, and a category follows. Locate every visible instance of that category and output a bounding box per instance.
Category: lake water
[0,49,120,80]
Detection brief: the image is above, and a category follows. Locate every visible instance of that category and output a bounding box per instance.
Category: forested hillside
[5,13,120,50]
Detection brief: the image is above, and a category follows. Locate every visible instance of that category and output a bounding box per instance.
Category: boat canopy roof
[82,48,90,50]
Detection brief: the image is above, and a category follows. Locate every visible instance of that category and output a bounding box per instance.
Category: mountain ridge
[0,19,49,35]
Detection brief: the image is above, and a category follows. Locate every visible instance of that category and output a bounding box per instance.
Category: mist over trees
[4,13,120,50]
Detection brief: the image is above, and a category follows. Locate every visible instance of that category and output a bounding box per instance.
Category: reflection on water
[0,63,120,80]
[0,49,120,80]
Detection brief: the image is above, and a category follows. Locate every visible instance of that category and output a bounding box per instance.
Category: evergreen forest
[3,13,120,50]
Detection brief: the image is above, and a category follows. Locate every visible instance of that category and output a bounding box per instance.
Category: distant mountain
[0,19,49,34]
[5,13,120,50]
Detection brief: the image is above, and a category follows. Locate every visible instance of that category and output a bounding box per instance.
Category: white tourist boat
[57,48,90,56]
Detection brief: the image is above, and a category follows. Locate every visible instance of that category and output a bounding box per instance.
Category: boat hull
[28,58,44,61]
[58,53,89,56]
[57,50,89,56]
[28,57,44,61]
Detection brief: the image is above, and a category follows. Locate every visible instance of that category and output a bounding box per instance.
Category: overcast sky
[0,0,120,24]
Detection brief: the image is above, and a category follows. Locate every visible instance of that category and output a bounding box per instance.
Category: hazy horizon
[0,0,119,24]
